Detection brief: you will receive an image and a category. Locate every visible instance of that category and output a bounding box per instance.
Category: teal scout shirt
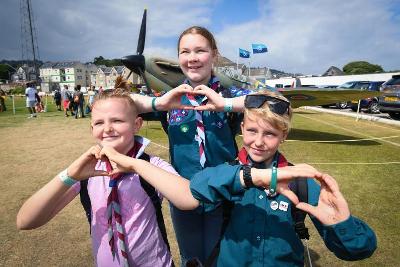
[190,164,377,266]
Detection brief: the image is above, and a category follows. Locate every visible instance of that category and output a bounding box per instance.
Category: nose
[105,123,113,133]
[254,134,264,147]
[188,51,198,62]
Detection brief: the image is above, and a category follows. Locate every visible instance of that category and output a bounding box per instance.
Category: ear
[133,116,143,133]
[281,131,288,142]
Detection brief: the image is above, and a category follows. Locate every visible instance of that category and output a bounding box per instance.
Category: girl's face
[178,33,216,87]
[240,115,287,164]
[91,98,142,154]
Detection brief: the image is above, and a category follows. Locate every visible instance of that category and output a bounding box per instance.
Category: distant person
[53,89,62,111]
[61,85,72,117]
[0,89,6,112]
[100,91,377,266]
[73,85,85,119]
[35,92,45,113]
[17,77,176,267]
[85,85,96,115]
[25,82,37,118]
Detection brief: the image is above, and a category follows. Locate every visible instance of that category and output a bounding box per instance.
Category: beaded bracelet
[58,169,78,187]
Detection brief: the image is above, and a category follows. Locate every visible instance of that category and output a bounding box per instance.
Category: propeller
[122,9,152,94]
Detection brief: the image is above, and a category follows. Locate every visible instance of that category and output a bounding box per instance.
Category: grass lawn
[1,97,399,266]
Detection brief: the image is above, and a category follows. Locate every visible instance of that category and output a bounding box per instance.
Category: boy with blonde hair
[94,91,376,266]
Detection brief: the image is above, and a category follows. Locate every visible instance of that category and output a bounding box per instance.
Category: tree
[0,64,14,80]
[93,56,122,67]
[342,61,384,75]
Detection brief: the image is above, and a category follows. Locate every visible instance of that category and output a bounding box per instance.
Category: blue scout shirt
[167,77,251,180]
[190,164,377,266]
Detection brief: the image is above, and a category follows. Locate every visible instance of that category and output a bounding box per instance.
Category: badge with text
[270,201,279,210]
[278,201,289,212]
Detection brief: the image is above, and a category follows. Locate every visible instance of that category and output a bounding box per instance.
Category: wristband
[151,97,158,112]
[270,166,277,194]
[242,165,254,189]
[224,98,233,112]
[58,169,78,187]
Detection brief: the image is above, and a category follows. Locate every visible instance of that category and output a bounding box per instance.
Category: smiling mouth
[102,136,119,140]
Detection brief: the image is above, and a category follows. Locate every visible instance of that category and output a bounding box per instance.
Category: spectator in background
[0,90,6,112]
[61,85,72,117]
[35,92,44,113]
[53,89,62,111]
[73,85,85,119]
[25,82,37,118]
[85,85,96,115]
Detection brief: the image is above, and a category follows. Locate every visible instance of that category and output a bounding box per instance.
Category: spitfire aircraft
[122,10,380,108]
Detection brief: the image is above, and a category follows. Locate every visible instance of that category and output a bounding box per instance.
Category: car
[349,81,384,113]
[378,75,400,120]
[322,81,370,109]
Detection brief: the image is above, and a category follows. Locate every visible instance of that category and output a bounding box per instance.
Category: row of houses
[38,62,142,92]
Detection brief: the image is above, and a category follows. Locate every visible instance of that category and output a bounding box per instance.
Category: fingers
[192,104,216,111]
[279,188,299,204]
[296,202,316,216]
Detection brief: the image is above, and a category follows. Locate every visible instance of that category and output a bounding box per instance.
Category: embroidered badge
[169,109,189,124]
[180,124,189,133]
[278,201,289,212]
[270,201,279,210]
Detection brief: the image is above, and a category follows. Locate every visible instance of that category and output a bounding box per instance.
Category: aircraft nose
[122,54,145,75]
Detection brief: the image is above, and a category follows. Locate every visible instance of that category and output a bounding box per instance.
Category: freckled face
[91,98,142,154]
[178,33,216,87]
[241,115,287,164]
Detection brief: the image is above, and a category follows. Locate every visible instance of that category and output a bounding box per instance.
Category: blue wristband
[151,97,158,112]
[58,169,78,187]
[224,98,233,112]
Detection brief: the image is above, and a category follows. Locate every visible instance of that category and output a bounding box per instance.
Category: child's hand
[157,84,194,110]
[67,145,108,180]
[252,164,323,204]
[97,146,136,175]
[191,85,225,111]
[296,174,351,225]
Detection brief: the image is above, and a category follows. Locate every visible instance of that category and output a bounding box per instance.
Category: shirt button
[256,236,261,241]
[259,195,264,199]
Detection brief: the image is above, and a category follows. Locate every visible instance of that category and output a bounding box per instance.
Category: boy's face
[241,114,287,164]
[91,98,142,154]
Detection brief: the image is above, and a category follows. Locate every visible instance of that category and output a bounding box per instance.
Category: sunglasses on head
[244,94,290,115]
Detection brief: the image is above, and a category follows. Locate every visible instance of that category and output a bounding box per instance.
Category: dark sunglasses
[244,94,290,115]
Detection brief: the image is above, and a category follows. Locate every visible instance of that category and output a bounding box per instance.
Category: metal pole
[26,0,38,79]
[12,95,16,115]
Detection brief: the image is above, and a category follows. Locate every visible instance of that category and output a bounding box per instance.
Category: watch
[242,165,254,189]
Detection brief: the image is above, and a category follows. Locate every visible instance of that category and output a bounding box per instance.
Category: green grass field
[1,96,399,266]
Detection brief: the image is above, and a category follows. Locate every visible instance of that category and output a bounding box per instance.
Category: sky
[1,0,400,75]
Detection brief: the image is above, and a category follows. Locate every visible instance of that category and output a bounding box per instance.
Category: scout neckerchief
[237,147,288,167]
[186,76,221,167]
[105,136,149,267]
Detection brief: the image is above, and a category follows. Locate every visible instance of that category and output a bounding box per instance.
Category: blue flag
[239,48,250,58]
[252,43,268,53]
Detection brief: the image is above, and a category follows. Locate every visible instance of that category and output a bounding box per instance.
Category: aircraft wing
[279,88,382,108]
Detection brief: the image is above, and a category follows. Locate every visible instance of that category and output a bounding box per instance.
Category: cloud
[216,0,400,74]
[1,0,399,75]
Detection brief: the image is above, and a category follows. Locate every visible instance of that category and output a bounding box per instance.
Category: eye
[93,121,103,126]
